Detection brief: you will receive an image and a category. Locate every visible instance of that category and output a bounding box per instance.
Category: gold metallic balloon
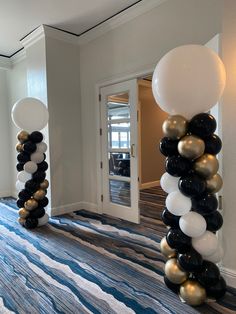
[160,237,176,259]
[164,258,188,284]
[180,280,207,306]
[33,189,46,201]
[18,217,26,226]
[40,179,49,190]
[206,173,223,193]
[194,154,219,179]
[16,143,24,153]
[162,115,188,139]
[18,208,30,218]
[24,199,38,211]
[178,135,205,160]
[17,130,29,143]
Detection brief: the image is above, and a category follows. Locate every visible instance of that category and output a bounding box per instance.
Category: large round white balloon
[36,142,47,153]
[152,45,226,119]
[192,231,218,257]
[31,152,44,164]
[11,97,49,132]
[179,211,206,238]
[166,191,191,216]
[38,213,49,226]
[17,171,32,183]
[160,172,180,194]
[203,244,224,263]
[24,161,38,174]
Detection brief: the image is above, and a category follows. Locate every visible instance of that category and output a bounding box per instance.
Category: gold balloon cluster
[162,114,223,192]
[162,236,207,306]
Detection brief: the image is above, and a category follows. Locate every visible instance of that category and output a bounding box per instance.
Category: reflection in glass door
[100,80,139,223]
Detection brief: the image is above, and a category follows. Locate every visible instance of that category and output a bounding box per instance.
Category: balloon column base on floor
[12,98,49,229]
[152,45,227,306]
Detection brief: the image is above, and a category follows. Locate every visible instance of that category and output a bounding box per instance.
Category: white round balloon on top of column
[152,44,227,306]
[152,45,226,119]
[12,97,50,230]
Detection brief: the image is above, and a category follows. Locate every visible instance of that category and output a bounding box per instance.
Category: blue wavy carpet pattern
[0,198,235,314]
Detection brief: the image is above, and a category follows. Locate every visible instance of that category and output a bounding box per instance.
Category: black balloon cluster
[16,130,49,229]
[159,113,226,305]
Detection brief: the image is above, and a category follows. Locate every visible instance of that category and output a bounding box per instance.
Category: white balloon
[152,45,226,119]
[17,171,32,183]
[31,152,44,164]
[192,231,218,257]
[38,213,49,227]
[166,191,191,216]
[179,211,206,238]
[11,97,49,132]
[203,244,224,263]
[36,142,47,153]
[16,180,25,191]
[160,172,180,194]
[24,161,38,174]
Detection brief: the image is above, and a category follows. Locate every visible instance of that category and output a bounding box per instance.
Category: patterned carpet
[0,198,235,314]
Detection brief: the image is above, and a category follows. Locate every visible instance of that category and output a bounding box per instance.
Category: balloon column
[11,97,50,229]
[152,45,227,306]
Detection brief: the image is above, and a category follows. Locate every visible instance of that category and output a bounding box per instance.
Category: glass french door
[100,79,139,223]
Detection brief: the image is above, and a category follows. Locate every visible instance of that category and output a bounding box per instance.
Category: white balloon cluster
[12,97,49,229]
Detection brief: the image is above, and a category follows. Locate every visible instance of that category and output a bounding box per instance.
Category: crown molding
[20,25,45,49]
[0,56,11,69]
[77,0,167,46]
[11,49,26,66]
[220,266,236,288]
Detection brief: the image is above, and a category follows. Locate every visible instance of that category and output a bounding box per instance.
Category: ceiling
[0,0,140,57]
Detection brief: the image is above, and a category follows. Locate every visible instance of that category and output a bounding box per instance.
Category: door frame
[95,66,155,215]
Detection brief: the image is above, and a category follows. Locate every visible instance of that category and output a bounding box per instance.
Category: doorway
[99,77,168,224]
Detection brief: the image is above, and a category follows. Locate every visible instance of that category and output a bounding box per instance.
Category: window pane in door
[107,93,130,121]
[108,152,130,177]
[108,122,130,149]
[109,179,131,207]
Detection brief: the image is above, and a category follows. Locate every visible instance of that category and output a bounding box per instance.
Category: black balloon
[189,113,216,138]
[38,197,49,208]
[192,194,218,215]
[164,275,180,294]
[178,175,206,197]
[17,152,30,163]
[25,180,39,193]
[29,207,45,219]
[165,155,192,177]
[204,134,222,155]
[29,131,43,143]
[16,198,25,208]
[24,217,38,229]
[197,261,220,287]
[32,171,46,183]
[23,141,37,154]
[16,163,24,171]
[178,249,203,272]
[166,228,191,253]
[18,189,32,202]
[37,161,48,172]
[206,276,226,299]
[161,208,180,228]
[159,137,179,157]
[204,211,223,232]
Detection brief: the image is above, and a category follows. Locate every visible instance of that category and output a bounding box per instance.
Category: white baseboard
[0,190,12,198]
[140,180,160,190]
[220,266,236,288]
[51,201,98,216]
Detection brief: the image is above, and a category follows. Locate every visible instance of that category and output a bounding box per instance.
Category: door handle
[131,144,135,158]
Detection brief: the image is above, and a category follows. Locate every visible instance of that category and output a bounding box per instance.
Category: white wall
[0,69,11,196]
[6,59,28,197]
[79,0,222,205]
[220,0,236,285]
